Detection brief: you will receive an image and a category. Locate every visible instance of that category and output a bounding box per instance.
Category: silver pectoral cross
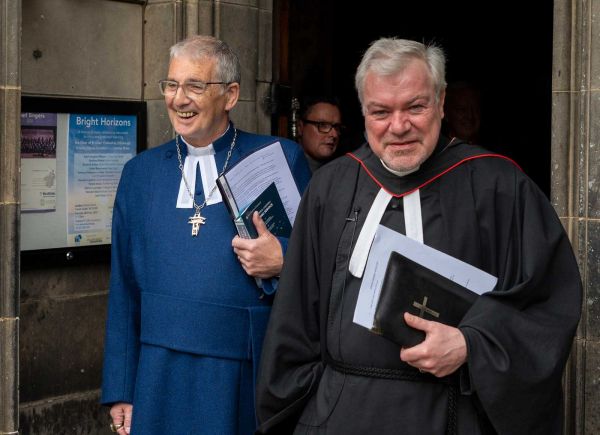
[188,211,206,236]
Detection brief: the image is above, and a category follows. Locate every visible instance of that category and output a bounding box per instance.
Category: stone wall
[553,0,600,434]
[18,1,273,433]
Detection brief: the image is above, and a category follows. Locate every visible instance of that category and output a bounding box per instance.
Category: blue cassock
[101,124,311,434]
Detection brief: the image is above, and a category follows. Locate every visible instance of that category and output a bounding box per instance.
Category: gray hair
[355,38,446,112]
[170,35,241,85]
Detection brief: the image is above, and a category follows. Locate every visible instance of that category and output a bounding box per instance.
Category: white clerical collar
[183,138,215,156]
[380,159,419,177]
[180,124,230,156]
[176,136,224,208]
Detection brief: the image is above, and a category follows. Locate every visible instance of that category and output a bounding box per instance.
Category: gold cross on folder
[412,296,440,319]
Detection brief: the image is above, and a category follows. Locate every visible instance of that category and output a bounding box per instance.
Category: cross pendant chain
[175,129,238,238]
[188,210,206,236]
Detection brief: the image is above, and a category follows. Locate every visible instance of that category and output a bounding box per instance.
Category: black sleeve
[255,181,325,434]
[460,168,582,434]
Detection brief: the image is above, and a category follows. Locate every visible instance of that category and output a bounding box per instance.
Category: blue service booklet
[216,140,301,227]
[236,182,292,239]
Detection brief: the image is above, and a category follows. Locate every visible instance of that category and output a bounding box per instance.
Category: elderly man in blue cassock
[100,35,311,434]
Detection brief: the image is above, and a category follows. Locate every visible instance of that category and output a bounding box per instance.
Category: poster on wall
[20,97,146,264]
[20,112,57,212]
[67,114,136,247]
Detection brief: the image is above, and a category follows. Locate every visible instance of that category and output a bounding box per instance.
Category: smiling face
[165,56,239,147]
[298,102,342,161]
[363,59,445,172]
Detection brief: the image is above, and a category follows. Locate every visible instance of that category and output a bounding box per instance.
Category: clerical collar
[379,159,420,177]
[180,124,231,156]
[181,136,215,156]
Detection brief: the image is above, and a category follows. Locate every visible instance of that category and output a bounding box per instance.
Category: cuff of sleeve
[277,236,289,256]
[261,277,279,296]
[259,237,287,296]
[458,326,474,395]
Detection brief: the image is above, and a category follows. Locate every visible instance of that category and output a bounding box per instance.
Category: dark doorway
[280,1,553,195]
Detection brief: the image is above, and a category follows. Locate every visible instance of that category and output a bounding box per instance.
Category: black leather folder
[372,251,478,348]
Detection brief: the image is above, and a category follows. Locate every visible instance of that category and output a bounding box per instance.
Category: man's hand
[400,312,467,377]
[109,402,132,434]
[232,212,283,278]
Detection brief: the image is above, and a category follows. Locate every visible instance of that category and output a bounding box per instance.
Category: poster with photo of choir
[20,112,57,212]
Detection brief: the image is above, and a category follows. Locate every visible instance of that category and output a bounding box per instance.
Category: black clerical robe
[256,139,582,435]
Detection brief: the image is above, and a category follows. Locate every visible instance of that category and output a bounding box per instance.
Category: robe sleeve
[459,168,582,434]
[256,181,325,433]
[100,162,142,405]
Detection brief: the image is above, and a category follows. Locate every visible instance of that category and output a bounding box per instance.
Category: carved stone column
[0,0,21,434]
[553,0,600,433]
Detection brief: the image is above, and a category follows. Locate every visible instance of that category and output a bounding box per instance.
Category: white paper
[353,224,498,330]
[21,159,56,211]
[222,141,301,223]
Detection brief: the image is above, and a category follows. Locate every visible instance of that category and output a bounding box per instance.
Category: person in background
[101,35,310,435]
[256,37,581,434]
[296,96,344,172]
[443,81,481,144]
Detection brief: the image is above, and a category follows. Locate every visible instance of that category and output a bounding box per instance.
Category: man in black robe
[255,37,582,435]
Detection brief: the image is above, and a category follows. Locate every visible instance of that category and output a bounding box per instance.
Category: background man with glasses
[101,35,310,435]
[297,96,344,172]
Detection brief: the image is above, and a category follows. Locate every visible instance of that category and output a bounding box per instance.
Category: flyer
[67,114,136,247]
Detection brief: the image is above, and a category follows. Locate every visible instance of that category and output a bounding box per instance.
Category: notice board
[20,96,147,266]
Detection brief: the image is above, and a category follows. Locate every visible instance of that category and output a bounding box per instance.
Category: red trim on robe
[346,152,522,198]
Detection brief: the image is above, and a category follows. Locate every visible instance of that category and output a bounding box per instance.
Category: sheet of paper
[222,141,301,224]
[353,224,498,329]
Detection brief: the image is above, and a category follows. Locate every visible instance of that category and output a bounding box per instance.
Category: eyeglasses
[158,79,229,97]
[302,119,345,134]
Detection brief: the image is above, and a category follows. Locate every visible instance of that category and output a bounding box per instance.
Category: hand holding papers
[353,225,498,347]
[218,141,301,288]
